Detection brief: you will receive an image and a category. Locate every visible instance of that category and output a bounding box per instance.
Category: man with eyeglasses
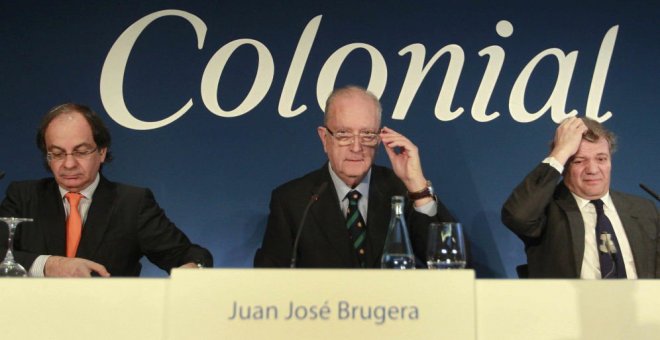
[0,103,212,277]
[254,85,455,268]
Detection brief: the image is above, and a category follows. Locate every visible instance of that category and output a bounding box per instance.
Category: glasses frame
[46,147,99,162]
[323,126,381,147]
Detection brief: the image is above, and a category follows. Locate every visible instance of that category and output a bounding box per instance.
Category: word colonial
[101,10,618,130]
[228,300,419,325]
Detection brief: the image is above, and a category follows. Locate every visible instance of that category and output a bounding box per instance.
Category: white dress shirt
[327,164,436,220]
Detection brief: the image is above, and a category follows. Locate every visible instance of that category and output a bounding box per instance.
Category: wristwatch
[407,180,435,201]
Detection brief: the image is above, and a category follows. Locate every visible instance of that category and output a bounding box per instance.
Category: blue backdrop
[1,1,658,277]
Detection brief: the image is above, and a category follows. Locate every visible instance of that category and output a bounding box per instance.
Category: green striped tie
[346,190,367,267]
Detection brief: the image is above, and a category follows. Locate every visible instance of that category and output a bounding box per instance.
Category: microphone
[290,182,328,268]
[0,171,4,180]
[599,232,618,279]
[639,183,660,202]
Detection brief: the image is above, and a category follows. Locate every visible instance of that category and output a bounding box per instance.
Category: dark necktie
[346,190,367,267]
[591,199,627,279]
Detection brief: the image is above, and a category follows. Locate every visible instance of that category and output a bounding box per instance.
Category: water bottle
[380,195,415,269]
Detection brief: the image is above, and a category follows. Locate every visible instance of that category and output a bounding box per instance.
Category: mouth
[583,178,602,185]
[60,174,81,180]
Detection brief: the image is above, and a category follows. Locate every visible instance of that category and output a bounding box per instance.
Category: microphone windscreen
[606,240,618,254]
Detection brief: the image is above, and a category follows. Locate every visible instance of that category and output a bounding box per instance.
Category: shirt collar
[570,191,613,210]
[327,163,371,201]
[58,172,100,200]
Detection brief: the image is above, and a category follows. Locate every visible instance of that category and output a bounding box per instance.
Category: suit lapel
[308,167,353,265]
[365,168,389,267]
[41,180,66,256]
[611,193,650,277]
[76,176,115,259]
[556,182,585,275]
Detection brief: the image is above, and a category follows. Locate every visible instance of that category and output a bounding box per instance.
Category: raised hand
[379,126,428,193]
[549,117,588,165]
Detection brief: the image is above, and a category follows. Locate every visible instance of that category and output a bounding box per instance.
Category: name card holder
[165,269,476,339]
[0,278,167,340]
[476,279,660,340]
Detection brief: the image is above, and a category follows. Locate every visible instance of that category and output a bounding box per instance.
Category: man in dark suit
[502,117,659,278]
[0,103,212,277]
[254,86,454,268]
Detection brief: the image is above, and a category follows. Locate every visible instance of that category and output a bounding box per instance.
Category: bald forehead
[48,110,88,129]
[55,110,81,121]
[325,88,381,125]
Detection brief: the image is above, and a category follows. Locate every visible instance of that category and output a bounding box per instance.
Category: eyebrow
[335,128,379,133]
[48,143,95,152]
[572,153,609,160]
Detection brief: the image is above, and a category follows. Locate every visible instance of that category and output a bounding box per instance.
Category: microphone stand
[290,182,328,268]
[639,183,660,202]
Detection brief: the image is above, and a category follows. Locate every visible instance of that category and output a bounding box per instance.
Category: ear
[317,126,329,153]
[99,147,108,163]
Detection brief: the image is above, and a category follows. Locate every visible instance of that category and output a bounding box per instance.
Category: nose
[584,160,598,174]
[349,135,363,152]
[61,154,79,169]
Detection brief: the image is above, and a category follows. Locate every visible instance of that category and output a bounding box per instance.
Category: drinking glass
[0,217,33,277]
[426,222,467,269]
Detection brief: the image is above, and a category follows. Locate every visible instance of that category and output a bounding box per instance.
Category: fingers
[379,126,419,157]
[558,117,587,135]
[550,117,588,165]
[382,143,397,163]
[379,126,427,191]
[44,256,110,277]
[88,261,111,277]
[381,130,398,160]
[178,262,199,269]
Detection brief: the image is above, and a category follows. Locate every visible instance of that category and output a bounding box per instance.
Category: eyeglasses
[324,126,380,146]
[47,148,98,162]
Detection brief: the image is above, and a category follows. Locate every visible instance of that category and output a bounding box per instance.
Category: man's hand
[178,262,200,269]
[44,256,110,277]
[380,126,428,194]
[549,117,588,165]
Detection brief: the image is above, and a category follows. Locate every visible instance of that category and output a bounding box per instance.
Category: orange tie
[65,192,83,258]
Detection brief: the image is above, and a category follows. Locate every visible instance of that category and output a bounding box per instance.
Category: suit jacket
[502,163,660,278]
[0,176,212,276]
[254,164,455,268]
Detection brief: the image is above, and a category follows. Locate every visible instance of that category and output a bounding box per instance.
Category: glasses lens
[328,128,379,147]
[48,153,63,161]
[360,134,379,146]
[73,149,93,159]
[336,137,353,146]
[47,148,97,161]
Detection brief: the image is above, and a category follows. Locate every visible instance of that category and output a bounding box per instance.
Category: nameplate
[0,278,167,340]
[165,269,475,339]
[476,279,660,340]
